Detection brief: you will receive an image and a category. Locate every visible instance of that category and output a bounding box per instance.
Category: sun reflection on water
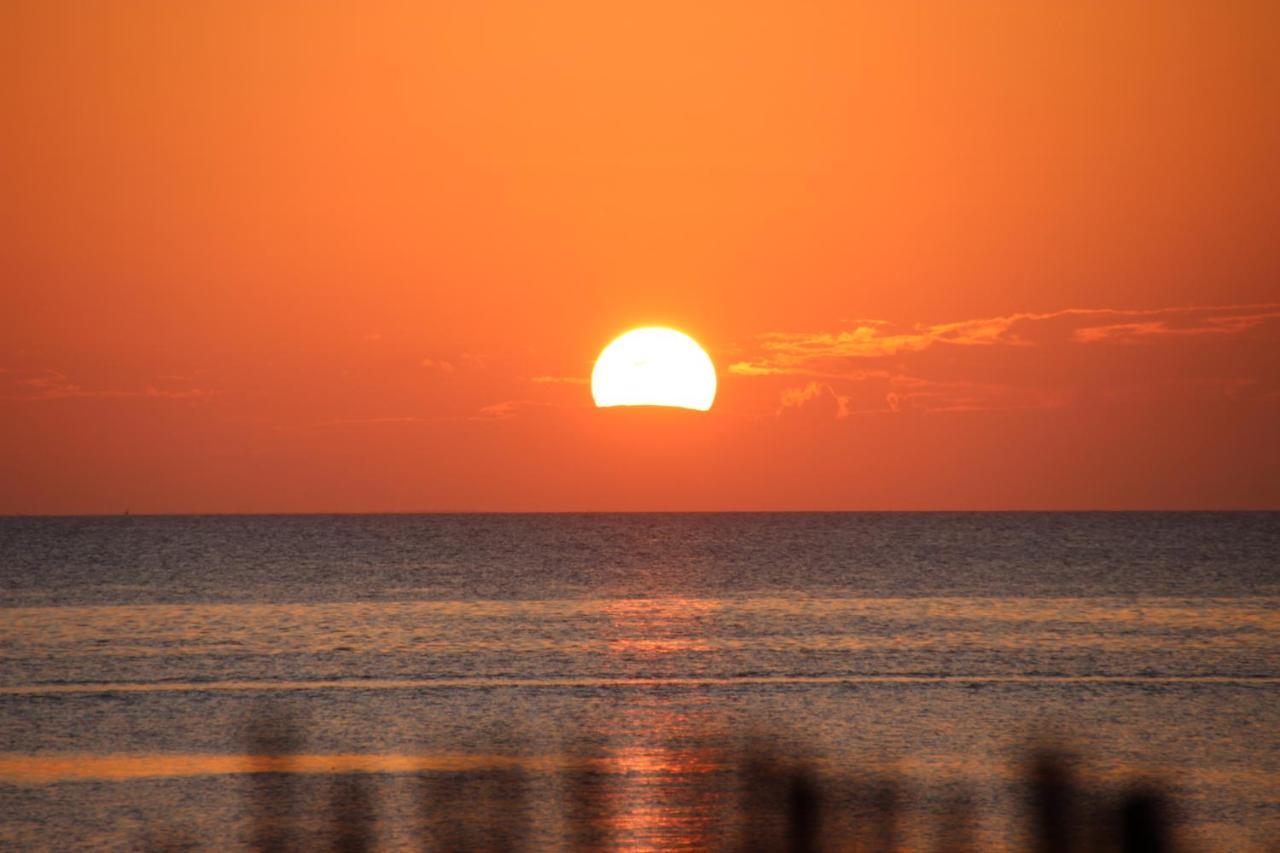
[583,597,735,850]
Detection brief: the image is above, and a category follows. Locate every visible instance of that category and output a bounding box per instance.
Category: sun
[592,327,717,412]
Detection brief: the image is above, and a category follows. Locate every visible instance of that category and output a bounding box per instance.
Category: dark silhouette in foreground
[209,714,1189,851]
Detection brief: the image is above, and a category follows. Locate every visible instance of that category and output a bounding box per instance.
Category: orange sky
[3,1,1278,512]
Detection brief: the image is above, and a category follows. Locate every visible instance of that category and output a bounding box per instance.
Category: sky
[2,1,1278,512]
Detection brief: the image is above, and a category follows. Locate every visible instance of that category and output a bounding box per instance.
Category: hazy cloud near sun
[742,303,1280,417]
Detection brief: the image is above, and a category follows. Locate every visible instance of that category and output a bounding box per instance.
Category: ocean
[1,513,1277,850]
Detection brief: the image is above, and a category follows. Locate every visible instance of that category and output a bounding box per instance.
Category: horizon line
[2,508,1278,518]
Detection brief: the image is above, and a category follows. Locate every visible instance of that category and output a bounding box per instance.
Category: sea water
[1,513,1277,849]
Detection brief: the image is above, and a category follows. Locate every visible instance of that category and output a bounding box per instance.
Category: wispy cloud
[1072,308,1280,343]
[731,303,1280,379]
[325,415,438,426]
[778,382,850,420]
[475,400,530,419]
[1,369,216,402]
[298,399,560,429]
[529,375,588,385]
[880,378,1070,414]
[731,303,1279,416]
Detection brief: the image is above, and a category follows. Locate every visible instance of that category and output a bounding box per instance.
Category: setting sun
[591,328,717,412]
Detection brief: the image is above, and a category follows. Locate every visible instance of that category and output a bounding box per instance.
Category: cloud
[324,416,436,426]
[731,303,1280,377]
[730,315,1033,376]
[475,400,529,419]
[778,382,850,420]
[315,402,542,425]
[782,372,1068,416]
[1072,308,1280,343]
[420,358,457,372]
[1,369,215,402]
[731,302,1280,418]
[880,378,1070,413]
[473,398,575,420]
[529,375,588,385]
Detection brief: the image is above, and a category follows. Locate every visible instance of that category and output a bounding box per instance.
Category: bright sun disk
[591,327,717,412]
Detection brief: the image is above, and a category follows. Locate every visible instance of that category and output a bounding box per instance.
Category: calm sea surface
[1,513,1277,850]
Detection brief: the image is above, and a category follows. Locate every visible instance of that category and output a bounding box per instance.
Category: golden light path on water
[2,751,1274,788]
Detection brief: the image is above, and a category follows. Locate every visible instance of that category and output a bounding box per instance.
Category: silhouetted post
[868,779,901,853]
[566,763,611,852]
[420,768,529,852]
[329,773,375,853]
[246,711,302,852]
[1119,787,1170,853]
[1029,751,1076,853]
[934,793,976,853]
[786,769,820,853]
